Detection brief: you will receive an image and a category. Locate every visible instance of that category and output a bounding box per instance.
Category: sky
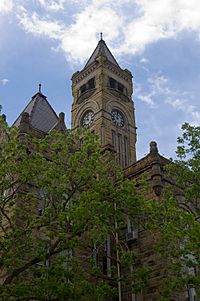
[0,0,200,159]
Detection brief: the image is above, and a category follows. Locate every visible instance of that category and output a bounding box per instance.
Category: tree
[143,123,200,300]
[0,115,149,301]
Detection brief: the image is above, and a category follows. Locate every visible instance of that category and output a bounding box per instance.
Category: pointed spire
[85,38,119,68]
[39,83,42,93]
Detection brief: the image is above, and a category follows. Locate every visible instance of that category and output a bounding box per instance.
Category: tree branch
[3,238,61,285]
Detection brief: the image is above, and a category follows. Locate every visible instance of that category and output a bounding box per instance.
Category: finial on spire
[100,32,103,40]
[39,83,42,93]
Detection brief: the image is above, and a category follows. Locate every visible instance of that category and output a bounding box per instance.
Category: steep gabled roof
[13,92,59,133]
[85,39,119,68]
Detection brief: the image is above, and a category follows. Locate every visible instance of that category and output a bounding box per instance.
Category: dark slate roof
[13,92,59,133]
[85,39,119,68]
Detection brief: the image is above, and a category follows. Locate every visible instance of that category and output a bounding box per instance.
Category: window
[130,263,143,301]
[112,130,116,150]
[126,216,139,243]
[109,77,126,95]
[34,257,49,279]
[80,77,95,95]
[127,216,132,234]
[59,249,73,270]
[118,134,122,165]
[124,136,128,167]
[112,131,127,166]
[187,285,197,301]
[109,77,117,89]
[80,84,86,94]
[87,78,95,90]
[118,82,124,93]
[124,87,128,96]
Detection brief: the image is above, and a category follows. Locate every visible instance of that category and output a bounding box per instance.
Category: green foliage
[145,123,200,299]
[0,120,147,300]
[3,118,199,300]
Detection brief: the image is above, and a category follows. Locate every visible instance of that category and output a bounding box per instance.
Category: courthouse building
[12,38,194,301]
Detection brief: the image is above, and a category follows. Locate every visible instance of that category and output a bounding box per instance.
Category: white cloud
[135,82,155,107]
[135,73,200,125]
[60,2,123,64]
[58,0,200,62]
[135,74,170,107]
[137,93,155,107]
[36,0,65,12]
[166,98,193,112]
[120,0,200,55]
[166,97,200,126]
[0,79,9,85]
[17,8,65,39]
[147,75,170,94]
[142,74,200,126]
[0,0,13,13]
[3,0,200,63]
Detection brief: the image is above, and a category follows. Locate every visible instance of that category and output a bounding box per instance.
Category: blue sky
[0,0,200,159]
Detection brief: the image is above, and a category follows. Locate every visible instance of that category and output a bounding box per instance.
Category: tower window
[112,130,116,150]
[80,84,86,94]
[124,136,128,167]
[109,77,125,94]
[87,78,95,90]
[124,87,128,96]
[118,82,124,93]
[109,77,117,89]
[80,77,95,95]
[118,134,122,165]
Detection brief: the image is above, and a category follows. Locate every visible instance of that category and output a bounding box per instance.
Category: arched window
[80,77,95,95]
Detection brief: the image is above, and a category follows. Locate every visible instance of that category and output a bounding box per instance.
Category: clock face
[111,110,124,127]
[81,111,95,127]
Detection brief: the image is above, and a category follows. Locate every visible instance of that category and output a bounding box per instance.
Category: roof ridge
[30,94,40,121]
[13,97,35,126]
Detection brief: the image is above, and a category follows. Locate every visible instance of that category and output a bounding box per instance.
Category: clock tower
[71,37,137,166]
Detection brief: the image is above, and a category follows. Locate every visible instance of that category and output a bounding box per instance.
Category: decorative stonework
[74,64,97,84]
[105,63,130,82]
[107,88,130,102]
